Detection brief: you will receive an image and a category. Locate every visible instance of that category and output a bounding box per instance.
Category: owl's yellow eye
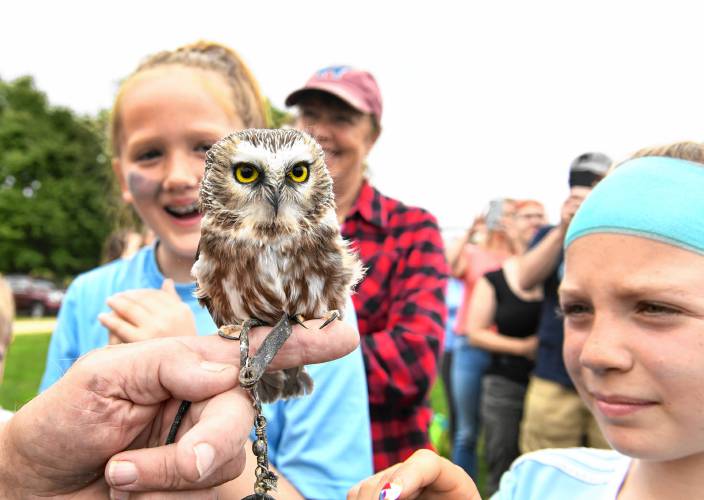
[288,163,309,183]
[234,163,259,184]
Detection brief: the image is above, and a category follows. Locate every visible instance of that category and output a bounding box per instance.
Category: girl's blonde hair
[109,40,268,156]
[627,141,704,165]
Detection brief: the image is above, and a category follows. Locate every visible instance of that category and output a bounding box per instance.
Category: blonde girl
[40,41,372,499]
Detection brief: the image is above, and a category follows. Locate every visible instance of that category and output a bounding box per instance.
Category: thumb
[162,278,178,296]
[383,450,481,500]
[106,389,251,492]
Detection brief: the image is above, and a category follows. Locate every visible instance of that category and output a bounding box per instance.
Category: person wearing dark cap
[515,152,612,453]
[287,66,449,471]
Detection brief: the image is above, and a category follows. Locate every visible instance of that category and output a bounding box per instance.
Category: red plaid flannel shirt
[342,180,448,471]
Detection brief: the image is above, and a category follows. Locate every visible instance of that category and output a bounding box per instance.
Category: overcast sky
[3,0,704,238]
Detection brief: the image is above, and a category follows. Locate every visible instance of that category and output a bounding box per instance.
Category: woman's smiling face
[294,93,378,199]
[561,233,704,462]
[112,66,243,267]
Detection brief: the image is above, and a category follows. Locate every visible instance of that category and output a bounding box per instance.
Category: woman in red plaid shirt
[287,66,449,471]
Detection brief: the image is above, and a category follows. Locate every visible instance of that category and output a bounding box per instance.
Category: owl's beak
[266,190,280,217]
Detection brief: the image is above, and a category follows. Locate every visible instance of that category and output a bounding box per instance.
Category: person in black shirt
[466,200,546,495]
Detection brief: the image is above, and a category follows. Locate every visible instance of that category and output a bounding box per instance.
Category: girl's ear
[112,158,133,204]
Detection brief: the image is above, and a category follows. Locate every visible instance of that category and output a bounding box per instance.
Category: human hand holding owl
[1,328,359,500]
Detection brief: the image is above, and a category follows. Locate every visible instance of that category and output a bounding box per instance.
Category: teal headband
[564,156,704,255]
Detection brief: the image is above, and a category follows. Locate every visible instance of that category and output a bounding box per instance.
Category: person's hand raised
[559,190,589,233]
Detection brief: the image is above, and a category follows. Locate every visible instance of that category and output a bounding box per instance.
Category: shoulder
[511,447,629,477]
[495,448,630,499]
[65,260,125,303]
[481,270,503,294]
[374,186,441,232]
[484,269,502,282]
[64,246,155,310]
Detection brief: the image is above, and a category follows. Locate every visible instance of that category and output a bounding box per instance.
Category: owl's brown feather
[192,129,363,402]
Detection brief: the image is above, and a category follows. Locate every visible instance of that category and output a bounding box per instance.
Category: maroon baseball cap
[285,66,383,122]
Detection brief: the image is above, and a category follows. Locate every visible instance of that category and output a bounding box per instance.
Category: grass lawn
[0,332,51,411]
[430,377,487,495]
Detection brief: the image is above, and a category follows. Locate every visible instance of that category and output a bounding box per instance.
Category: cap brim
[285,82,372,114]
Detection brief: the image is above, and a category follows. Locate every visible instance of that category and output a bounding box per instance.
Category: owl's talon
[292,314,308,329]
[240,313,292,388]
[218,324,241,340]
[319,310,340,330]
[219,318,267,341]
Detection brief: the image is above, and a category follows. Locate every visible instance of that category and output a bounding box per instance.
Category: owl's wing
[193,240,222,327]
[201,295,220,327]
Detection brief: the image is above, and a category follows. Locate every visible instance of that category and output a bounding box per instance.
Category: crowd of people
[0,39,703,499]
[441,151,612,496]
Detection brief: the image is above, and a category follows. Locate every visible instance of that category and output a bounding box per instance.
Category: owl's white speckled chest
[193,241,327,325]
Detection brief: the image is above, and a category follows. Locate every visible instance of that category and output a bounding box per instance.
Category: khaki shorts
[519,376,609,453]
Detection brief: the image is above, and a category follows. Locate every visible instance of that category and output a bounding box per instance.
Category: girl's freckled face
[113,66,244,265]
[127,171,162,201]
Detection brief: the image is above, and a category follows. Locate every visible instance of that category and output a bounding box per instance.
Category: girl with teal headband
[349,142,704,499]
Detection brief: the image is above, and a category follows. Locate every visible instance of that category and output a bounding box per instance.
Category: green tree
[0,76,114,281]
[265,99,293,129]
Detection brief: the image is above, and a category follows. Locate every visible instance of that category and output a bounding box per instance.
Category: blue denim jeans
[450,336,491,478]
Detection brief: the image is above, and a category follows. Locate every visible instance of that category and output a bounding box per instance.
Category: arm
[517,192,587,290]
[362,213,448,411]
[515,226,564,290]
[467,277,537,358]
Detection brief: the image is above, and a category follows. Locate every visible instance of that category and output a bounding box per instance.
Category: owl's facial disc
[211,134,329,238]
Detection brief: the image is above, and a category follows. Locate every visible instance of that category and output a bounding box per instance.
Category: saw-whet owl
[192,128,364,403]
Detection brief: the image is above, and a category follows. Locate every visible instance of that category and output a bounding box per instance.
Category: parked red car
[5,275,65,317]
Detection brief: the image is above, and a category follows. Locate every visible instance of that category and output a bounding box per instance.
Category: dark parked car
[5,275,65,317]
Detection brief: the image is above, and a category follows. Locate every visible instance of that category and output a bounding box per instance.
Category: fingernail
[108,460,138,486]
[380,481,402,500]
[200,361,231,372]
[110,489,130,500]
[194,442,216,478]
